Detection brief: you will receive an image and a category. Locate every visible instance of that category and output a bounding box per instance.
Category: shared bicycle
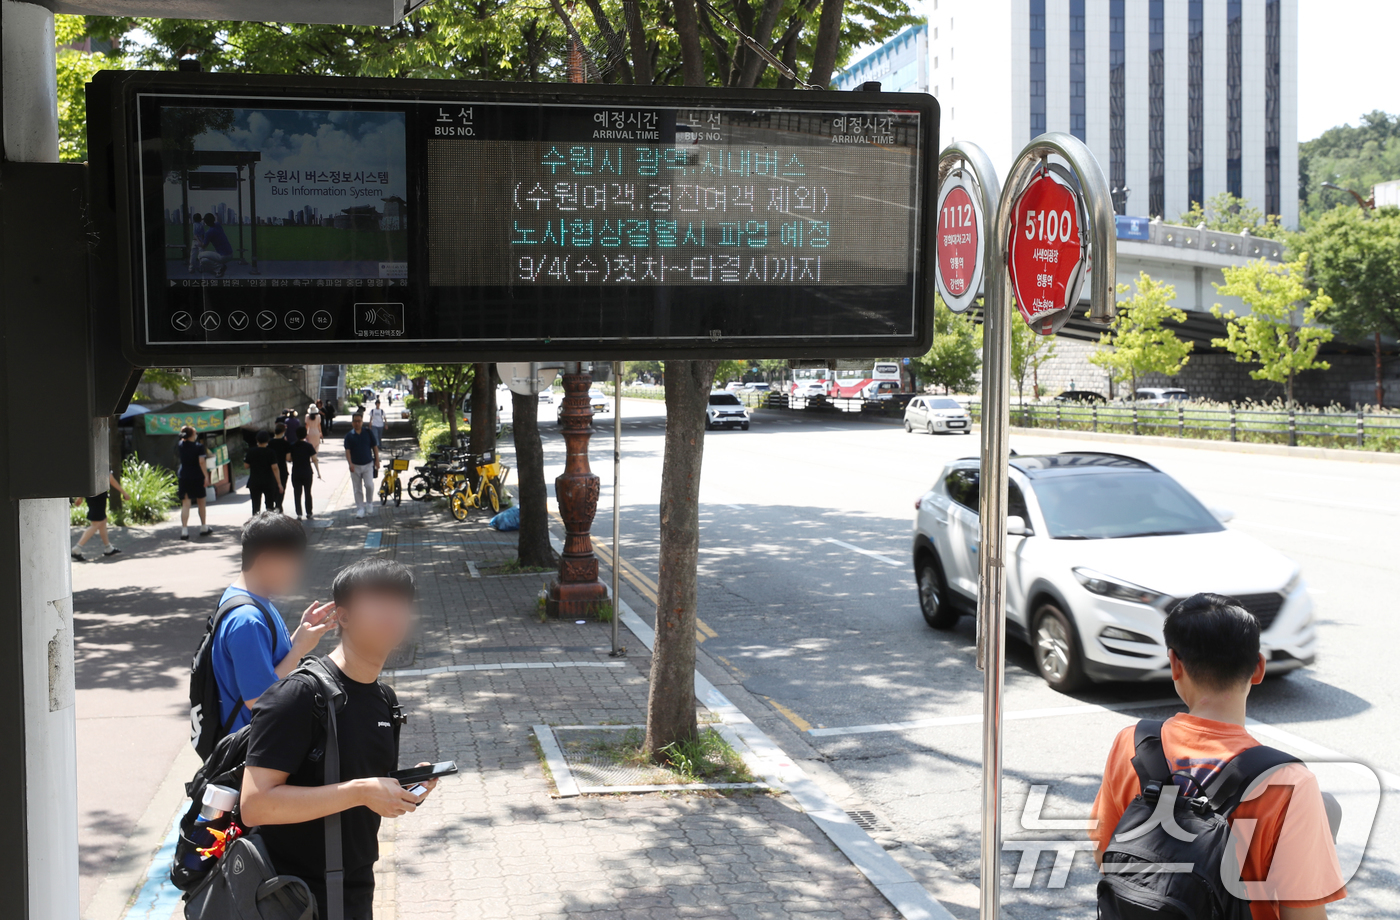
[378,451,410,506]
[449,450,511,521]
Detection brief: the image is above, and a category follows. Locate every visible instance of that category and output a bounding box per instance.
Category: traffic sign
[934,171,984,313]
[88,71,940,365]
[1006,170,1087,335]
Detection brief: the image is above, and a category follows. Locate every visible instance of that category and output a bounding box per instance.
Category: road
[546,396,1400,919]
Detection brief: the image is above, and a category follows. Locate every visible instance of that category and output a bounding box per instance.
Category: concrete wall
[1032,338,1396,407]
[138,365,324,430]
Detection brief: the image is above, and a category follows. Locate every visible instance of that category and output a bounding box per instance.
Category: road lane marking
[1265,493,1399,515]
[853,193,914,210]
[1244,718,1400,792]
[808,697,1183,737]
[586,529,718,644]
[766,696,813,732]
[824,537,903,567]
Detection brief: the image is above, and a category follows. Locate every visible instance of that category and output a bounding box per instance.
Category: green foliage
[136,368,190,398]
[410,403,453,457]
[346,364,396,392]
[56,16,120,162]
[70,500,90,528]
[1089,273,1193,389]
[1211,256,1334,407]
[1178,192,1285,239]
[914,296,981,393]
[1009,316,1057,401]
[1294,206,1400,344]
[118,457,179,524]
[712,359,746,386]
[1299,111,1400,221]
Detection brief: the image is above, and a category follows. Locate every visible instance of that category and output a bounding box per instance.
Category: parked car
[745,382,772,393]
[910,452,1315,692]
[1131,387,1189,406]
[903,396,972,435]
[706,391,750,430]
[554,388,611,423]
[794,381,827,398]
[1054,390,1107,404]
[862,380,903,399]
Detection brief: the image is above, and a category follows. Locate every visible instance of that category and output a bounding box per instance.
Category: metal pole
[982,132,1115,920]
[939,139,1005,920]
[610,361,624,657]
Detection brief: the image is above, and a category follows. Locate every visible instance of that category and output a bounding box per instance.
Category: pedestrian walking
[176,425,214,540]
[72,471,130,561]
[289,427,322,520]
[284,409,301,442]
[243,431,284,515]
[369,399,387,445]
[270,423,293,513]
[323,398,337,434]
[209,513,336,735]
[241,558,432,920]
[304,410,323,450]
[344,411,379,519]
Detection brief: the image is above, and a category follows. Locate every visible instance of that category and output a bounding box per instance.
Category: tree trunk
[468,363,496,458]
[623,0,651,84]
[511,389,556,568]
[1377,330,1385,408]
[808,0,846,88]
[671,0,707,87]
[736,0,786,87]
[1287,370,1294,411]
[644,359,718,758]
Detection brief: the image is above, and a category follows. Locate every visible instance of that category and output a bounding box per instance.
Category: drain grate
[845,810,887,832]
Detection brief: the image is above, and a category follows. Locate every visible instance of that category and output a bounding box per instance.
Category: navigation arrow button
[199,311,221,331]
[256,311,277,331]
[171,311,193,332]
[228,311,250,330]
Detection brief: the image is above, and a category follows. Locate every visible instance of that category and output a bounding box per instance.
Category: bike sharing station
[934,135,1116,920]
[0,1,942,912]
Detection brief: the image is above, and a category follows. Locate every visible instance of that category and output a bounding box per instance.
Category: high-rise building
[834,25,930,93]
[920,0,1297,226]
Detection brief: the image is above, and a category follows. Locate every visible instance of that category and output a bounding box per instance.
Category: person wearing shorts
[176,425,214,541]
[72,472,129,561]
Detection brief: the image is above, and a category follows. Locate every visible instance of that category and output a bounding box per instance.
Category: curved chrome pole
[939,139,1007,920]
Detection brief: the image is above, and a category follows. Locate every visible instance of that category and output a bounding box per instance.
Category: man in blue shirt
[344,411,380,520]
[212,512,337,733]
[196,212,235,278]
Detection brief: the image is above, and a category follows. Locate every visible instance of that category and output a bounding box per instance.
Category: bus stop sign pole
[976,132,1115,920]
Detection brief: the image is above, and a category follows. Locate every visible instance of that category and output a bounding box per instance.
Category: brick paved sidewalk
[298,494,903,920]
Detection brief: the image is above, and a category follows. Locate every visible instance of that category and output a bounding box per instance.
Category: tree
[1298,111,1400,220]
[56,16,120,162]
[912,297,981,393]
[1211,256,1334,408]
[467,363,497,461]
[403,364,473,442]
[1296,206,1400,406]
[1009,317,1057,402]
[1178,192,1285,239]
[1088,272,1194,394]
[511,388,556,568]
[346,364,395,392]
[712,359,746,386]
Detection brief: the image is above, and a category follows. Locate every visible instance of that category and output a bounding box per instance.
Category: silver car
[904,396,971,435]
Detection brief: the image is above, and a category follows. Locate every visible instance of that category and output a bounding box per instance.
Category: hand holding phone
[389,760,458,786]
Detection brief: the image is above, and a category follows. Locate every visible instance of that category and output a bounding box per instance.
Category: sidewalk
[77,434,957,920]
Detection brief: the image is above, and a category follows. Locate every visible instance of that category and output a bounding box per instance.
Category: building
[1375,179,1400,209]
[926,0,1298,228]
[834,25,930,93]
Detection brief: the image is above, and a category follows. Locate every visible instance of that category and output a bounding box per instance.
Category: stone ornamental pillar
[547,370,608,617]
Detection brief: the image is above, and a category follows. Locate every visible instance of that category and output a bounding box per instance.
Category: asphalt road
[544,395,1400,920]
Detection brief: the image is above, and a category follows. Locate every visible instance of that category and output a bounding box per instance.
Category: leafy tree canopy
[1298,110,1400,222]
[913,297,980,394]
[1179,192,1285,239]
[1293,205,1400,344]
[1089,272,1193,389]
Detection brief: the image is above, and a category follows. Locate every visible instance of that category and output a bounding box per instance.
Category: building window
[1110,0,1125,213]
[1070,0,1086,140]
[1188,0,1204,210]
[1030,0,1046,136]
[1228,0,1242,198]
[1265,0,1281,216]
[1149,0,1164,218]
[934,57,939,69]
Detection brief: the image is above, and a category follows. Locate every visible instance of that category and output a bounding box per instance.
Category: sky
[1298,0,1400,140]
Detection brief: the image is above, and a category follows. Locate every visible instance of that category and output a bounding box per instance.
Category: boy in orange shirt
[1090,593,1345,920]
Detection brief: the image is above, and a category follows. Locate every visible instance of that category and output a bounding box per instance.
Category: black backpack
[190,594,279,761]
[1097,720,1299,920]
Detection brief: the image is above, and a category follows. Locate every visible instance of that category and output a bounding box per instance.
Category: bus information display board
[88,72,937,364]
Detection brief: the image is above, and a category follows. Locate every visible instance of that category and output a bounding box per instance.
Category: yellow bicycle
[449,451,511,521]
[379,454,410,506]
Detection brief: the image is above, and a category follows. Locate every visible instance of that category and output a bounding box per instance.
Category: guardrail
[968,401,1400,452]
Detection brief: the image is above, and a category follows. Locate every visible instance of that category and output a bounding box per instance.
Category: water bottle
[181,784,239,869]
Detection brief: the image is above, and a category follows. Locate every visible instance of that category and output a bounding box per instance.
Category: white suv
[911,452,1316,692]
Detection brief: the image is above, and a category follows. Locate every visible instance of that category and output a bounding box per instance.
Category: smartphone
[389,761,458,785]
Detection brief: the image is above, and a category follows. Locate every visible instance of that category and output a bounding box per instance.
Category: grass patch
[595,602,614,623]
[562,727,754,785]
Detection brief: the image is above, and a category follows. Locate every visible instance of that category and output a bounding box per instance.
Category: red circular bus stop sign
[1007,171,1087,335]
[935,173,984,313]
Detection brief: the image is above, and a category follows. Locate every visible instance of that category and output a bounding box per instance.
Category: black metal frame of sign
[87,71,938,366]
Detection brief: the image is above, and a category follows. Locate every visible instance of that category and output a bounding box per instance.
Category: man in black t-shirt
[241,559,434,920]
[288,427,322,520]
[242,431,283,515]
[269,423,293,513]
